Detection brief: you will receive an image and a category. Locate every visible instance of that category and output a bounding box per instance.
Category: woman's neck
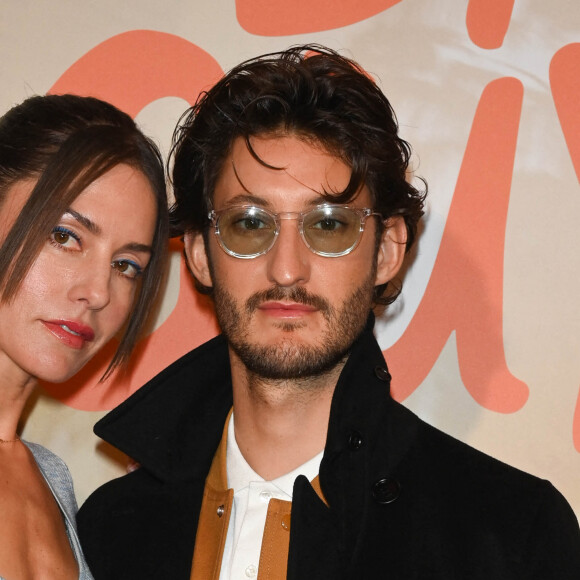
[0,354,37,440]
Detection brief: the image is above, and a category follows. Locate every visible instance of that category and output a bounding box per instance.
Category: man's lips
[42,320,95,349]
[258,301,318,317]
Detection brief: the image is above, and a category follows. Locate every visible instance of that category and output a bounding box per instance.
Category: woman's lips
[42,320,95,349]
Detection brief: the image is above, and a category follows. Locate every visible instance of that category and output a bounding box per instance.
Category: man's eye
[238,217,266,230]
[242,218,266,230]
[312,218,344,231]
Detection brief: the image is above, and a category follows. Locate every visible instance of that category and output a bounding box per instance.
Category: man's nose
[265,219,311,287]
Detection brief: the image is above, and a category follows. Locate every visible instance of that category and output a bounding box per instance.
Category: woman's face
[0,163,157,384]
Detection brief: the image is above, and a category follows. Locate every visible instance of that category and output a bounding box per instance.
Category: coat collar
[94,333,234,483]
[95,312,415,487]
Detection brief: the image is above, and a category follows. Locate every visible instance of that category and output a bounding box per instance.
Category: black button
[348,430,363,450]
[372,477,401,504]
[374,366,391,382]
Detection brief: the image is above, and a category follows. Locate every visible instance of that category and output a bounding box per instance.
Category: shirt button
[259,490,273,502]
[245,564,258,578]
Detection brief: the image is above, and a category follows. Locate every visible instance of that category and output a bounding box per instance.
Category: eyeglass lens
[215,206,366,257]
[218,207,276,257]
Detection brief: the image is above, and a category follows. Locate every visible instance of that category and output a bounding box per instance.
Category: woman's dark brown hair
[0,94,169,377]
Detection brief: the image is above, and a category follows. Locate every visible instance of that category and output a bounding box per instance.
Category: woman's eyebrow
[65,209,100,234]
[64,210,153,254]
[122,242,153,254]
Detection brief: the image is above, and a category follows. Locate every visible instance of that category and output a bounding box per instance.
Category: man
[78,45,580,579]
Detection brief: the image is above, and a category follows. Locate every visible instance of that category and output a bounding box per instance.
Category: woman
[0,94,168,579]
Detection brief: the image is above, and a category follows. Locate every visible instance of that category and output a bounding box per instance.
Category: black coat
[78,318,580,579]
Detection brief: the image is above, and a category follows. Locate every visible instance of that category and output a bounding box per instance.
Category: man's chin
[246,334,316,353]
[231,338,348,381]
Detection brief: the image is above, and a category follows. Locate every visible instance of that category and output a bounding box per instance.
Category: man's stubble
[212,267,377,383]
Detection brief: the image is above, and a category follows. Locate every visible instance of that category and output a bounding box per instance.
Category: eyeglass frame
[207,203,384,259]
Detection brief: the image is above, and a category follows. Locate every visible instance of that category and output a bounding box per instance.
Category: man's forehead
[231,133,338,166]
[212,134,360,208]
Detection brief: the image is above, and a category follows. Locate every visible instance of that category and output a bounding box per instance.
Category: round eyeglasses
[208,204,382,259]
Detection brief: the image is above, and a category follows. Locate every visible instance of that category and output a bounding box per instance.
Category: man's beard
[212,270,376,381]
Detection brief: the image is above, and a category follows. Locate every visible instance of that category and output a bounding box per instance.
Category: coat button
[374,366,391,382]
[372,477,401,504]
[348,430,363,450]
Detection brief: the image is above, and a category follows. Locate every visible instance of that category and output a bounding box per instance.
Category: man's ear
[183,232,213,288]
[374,216,408,286]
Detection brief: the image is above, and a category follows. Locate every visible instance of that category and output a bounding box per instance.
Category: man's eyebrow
[305,195,331,208]
[220,193,333,210]
[222,193,271,207]
[65,209,101,235]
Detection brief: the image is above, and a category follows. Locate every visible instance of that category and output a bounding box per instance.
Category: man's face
[185,134,406,381]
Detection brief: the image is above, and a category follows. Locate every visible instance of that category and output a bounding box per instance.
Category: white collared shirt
[219,414,323,580]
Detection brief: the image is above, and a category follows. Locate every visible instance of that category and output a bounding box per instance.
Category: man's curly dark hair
[169,44,425,305]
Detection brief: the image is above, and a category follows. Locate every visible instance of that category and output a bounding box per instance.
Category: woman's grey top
[0,441,94,579]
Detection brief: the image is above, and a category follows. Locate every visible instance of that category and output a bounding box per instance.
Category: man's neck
[229,350,344,481]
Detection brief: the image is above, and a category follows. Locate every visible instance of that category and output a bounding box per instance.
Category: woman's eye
[50,227,81,249]
[112,259,143,280]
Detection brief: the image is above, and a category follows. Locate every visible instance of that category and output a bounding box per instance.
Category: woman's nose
[67,260,112,310]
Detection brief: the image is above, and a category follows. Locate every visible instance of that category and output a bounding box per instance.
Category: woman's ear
[183,232,213,288]
[374,216,408,286]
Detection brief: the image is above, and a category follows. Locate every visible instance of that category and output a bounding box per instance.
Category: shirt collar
[227,412,323,498]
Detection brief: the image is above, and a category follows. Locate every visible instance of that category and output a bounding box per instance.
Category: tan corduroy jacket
[190,414,326,580]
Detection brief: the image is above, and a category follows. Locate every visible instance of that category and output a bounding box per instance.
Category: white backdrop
[2,0,579,520]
